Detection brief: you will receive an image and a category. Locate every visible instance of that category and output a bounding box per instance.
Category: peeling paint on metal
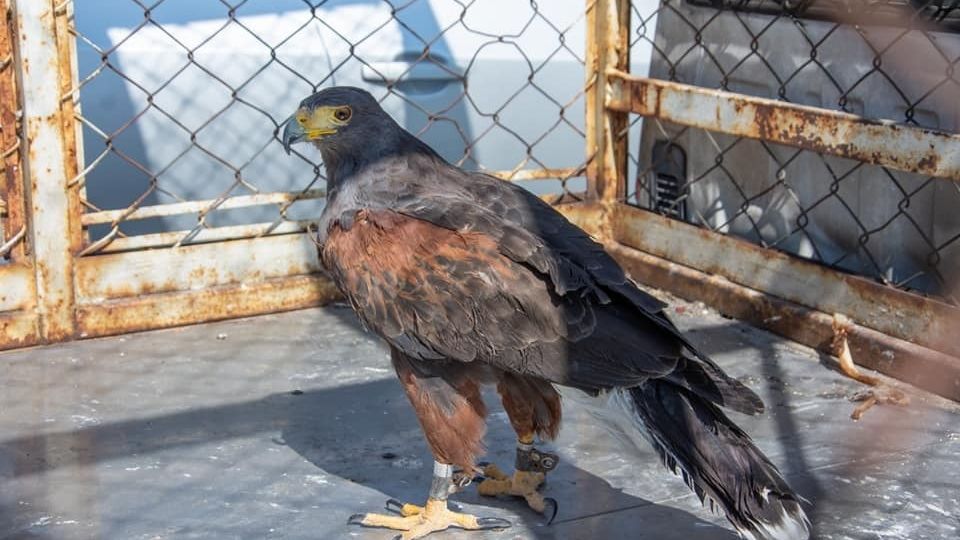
[0,262,33,312]
[75,274,341,340]
[0,0,27,264]
[0,310,40,350]
[15,0,79,341]
[605,240,960,402]
[611,203,960,359]
[607,71,960,180]
[75,233,322,303]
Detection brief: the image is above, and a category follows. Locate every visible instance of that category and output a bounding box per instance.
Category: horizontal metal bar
[611,203,960,359]
[80,167,568,231]
[76,274,340,340]
[0,262,33,312]
[0,310,40,351]
[78,169,568,228]
[73,196,574,340]
[81,188,328,226]
[607,70,960,180]
[604,240,960,402]
[82,219,314,255]
[76,233,321,302]
[548,199,607,233]
[487,167,582,182]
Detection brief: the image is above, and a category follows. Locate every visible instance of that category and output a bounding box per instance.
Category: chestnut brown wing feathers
[322,208,682,390]
[320,152,763,412]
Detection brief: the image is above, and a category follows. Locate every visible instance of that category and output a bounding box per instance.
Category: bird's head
[281,86,394,156]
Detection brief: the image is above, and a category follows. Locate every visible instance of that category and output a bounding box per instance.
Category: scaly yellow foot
[478,464,557,521]
[348,498,510,540]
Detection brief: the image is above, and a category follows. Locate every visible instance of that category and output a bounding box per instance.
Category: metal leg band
[428,461,454,500]
[515,445,559,473]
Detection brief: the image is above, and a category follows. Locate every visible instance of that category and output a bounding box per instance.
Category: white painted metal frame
[0,0,344,350]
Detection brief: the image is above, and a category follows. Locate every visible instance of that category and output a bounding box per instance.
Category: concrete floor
[1,295,958,540]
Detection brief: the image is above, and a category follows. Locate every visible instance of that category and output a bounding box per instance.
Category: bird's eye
[334,107,352,122]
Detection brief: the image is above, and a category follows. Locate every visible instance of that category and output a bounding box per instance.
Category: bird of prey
[282,86,810,540]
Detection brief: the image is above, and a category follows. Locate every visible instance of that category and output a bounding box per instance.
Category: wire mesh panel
[0,0,615,342]
[68,0,592,257]
[627,0,960,306]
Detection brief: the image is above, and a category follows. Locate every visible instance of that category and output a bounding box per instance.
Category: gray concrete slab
[1,296,958,540]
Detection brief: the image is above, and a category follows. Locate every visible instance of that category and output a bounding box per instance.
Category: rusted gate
[0,1,588,349]
[1,0,958,401]
[574,0,960,400]
[0,0,337,348]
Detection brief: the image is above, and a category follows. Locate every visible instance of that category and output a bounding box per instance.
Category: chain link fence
[627,0,960,306]
[68,0,592,256]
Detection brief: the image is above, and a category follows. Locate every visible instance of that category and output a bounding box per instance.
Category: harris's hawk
[282,87,810,540]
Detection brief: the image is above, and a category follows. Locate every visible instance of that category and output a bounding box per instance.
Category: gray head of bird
[281,86,403,159]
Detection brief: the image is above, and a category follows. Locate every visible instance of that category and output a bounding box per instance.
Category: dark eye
[334,107,351,122]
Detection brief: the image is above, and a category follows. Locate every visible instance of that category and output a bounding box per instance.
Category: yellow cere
[297,105,352,140]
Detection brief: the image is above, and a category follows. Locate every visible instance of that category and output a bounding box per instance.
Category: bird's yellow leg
[348,462,510,539]
[477,433,559,521]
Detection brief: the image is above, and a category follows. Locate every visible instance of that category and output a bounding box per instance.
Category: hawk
[282,86,810,540]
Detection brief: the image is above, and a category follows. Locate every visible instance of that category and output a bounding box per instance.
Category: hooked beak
[282,106,339,155]
[282,117,305,155]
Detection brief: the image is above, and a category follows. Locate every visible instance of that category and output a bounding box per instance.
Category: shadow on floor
[278,378,740,539]
[0,376,739,539]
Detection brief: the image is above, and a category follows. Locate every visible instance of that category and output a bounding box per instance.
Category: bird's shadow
[279,377,739,539]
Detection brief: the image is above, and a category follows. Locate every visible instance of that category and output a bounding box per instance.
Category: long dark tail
[622,381,810,540]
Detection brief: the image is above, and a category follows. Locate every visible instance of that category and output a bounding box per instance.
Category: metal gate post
[13,0,81,341]
[585,0,630,236]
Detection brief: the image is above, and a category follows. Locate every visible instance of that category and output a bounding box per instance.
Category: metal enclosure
[635,2,960,301]
[1,0,958,400]
[0,0,590,348]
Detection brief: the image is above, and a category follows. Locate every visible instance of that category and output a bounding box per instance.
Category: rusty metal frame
[585,0,631,212]
[0,0,595,352]
[2,0,958,406]
[551,201,960,401]
[0,0,346,349]
[604,233,960,402]
[571,1,960,400]
[73,167,582,256]
[611,204,960,359]
[0,0,38,350]
[12,0,81,343]
[607,71,960,181]
[0,0,25,263]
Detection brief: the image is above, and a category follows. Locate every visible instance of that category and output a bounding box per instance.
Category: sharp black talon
[347,513,366,526]
[543,497,559,525]
[391,535,402,540]
[384,499,403,513]
[476,517,512,530]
